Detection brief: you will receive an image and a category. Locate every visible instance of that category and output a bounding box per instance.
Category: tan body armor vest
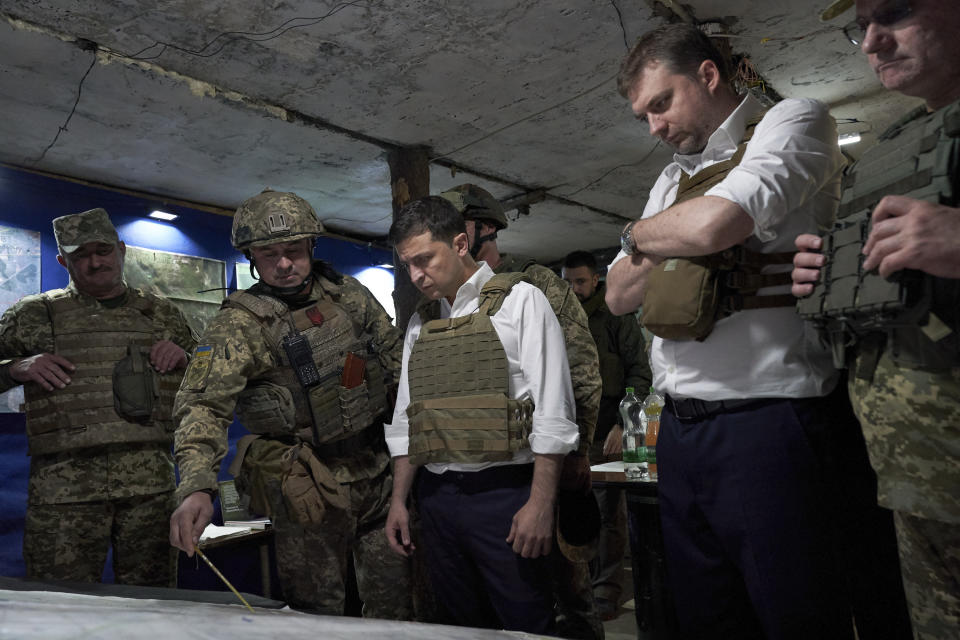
[24,290,178,456]
[226,285,387,447]
[797,99,960,375]
[641,112,795,341]
[406,273,534,466]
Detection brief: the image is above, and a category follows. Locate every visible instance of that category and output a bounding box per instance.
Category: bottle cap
[625,387,634,394]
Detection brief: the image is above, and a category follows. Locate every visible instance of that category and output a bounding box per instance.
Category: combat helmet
[439,184,509,230]
[231,189,325,252]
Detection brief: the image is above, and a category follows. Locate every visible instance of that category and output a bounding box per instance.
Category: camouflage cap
[439,184,509,230]
[52,208,119,254]
[231,188,325,251]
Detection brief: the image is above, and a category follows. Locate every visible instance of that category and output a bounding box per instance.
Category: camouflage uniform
[0,283,194,585]
[580,283,650,610]
[803,101,960,639]
[495,254,601,454]
[174,264,411,617]
[495,255,602,639]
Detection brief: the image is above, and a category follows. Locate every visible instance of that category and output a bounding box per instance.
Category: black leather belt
[423,463,534,494]
[665,394,764,421]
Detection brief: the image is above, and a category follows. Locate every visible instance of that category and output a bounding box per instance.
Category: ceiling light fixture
[838,133,861,147]
[148,210,178,221]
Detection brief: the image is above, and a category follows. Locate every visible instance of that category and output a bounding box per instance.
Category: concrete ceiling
[0,0,918,263]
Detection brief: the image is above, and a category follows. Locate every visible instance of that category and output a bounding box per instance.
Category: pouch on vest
[112,345,156,423]
[230,435,288,518]
[641,257,720,341]
[280,442,349,525]
[235,382,297,437]
[406,391,534,466]
[640,110,794,341]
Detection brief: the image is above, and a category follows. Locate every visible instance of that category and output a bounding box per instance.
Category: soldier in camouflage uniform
[793,1,960,637]
[439,184,602,639]
[562,250,651,620]
[169,189,411,618]
[0,208,195,586]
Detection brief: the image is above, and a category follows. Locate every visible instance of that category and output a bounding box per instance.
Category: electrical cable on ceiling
[432,0,635,163]
[115,1,373,61]
[560,140,662,198]
[609,0,631,51]
[431,72,618,163]
[29,55,97,165]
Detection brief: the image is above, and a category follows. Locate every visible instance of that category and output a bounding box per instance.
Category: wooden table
[591,469,679,640]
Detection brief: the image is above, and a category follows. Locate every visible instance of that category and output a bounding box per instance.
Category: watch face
[621,223,634,254]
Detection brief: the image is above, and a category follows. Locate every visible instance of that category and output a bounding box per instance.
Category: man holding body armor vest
[384,196,579,635]
[440,184,603,639]
[0,207,195,586]
[169,189,411,618]
[605,24,910,639]
[792,0,960,635]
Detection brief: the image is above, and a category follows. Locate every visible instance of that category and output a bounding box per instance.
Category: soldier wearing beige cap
[0,207,196,586]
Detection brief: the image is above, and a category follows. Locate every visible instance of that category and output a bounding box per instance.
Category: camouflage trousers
[893,511,960,640]
[552,543,604,640]
[271,465,412,618]
[23,491,176,586]
[590,439,627,607]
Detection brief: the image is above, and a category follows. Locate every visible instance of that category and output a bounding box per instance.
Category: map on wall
[235,262,257,291]
[0,225,42,413]
[124,246,226,335]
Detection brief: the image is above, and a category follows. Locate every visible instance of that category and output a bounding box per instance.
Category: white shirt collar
[672,93,763,175]
[442,261,494,317]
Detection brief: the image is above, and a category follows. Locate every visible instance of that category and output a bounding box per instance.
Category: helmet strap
[469,221,498,259]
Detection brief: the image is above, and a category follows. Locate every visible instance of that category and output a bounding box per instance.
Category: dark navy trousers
[656,387,897,640]
[416,464,555,635]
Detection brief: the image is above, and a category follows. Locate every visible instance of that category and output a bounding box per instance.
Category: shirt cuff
[528,420,579,455]
[385,426,409,457]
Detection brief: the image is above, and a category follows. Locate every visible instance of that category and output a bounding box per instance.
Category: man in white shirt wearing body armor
[384,195,579,635]
[605,24,909,640]
[793,1,960,636]
[170,189,411,618]
[0,207,195,586]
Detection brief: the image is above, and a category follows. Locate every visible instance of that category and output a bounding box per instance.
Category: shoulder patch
[183,345,214,391]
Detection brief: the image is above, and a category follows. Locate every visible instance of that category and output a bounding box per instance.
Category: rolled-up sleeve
[508,283,579,455]
[706,98,844,242]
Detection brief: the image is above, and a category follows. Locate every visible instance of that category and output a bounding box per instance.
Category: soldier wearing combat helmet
[793,0,960,636]
[0,207,195,586]
[170,189,411,618]
[440,183,603,638]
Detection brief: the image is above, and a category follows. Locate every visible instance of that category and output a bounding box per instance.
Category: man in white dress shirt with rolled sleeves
[605,23,909,640]
[383,195,578,635]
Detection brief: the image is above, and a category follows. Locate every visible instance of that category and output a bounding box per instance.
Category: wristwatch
[620,220,638,255]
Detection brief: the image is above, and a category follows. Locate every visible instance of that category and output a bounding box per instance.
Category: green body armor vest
[797,100,960,375]
[641,112,795,341]
[225,281,387,448]
[23,290,179,456]
[406,272,535,466]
